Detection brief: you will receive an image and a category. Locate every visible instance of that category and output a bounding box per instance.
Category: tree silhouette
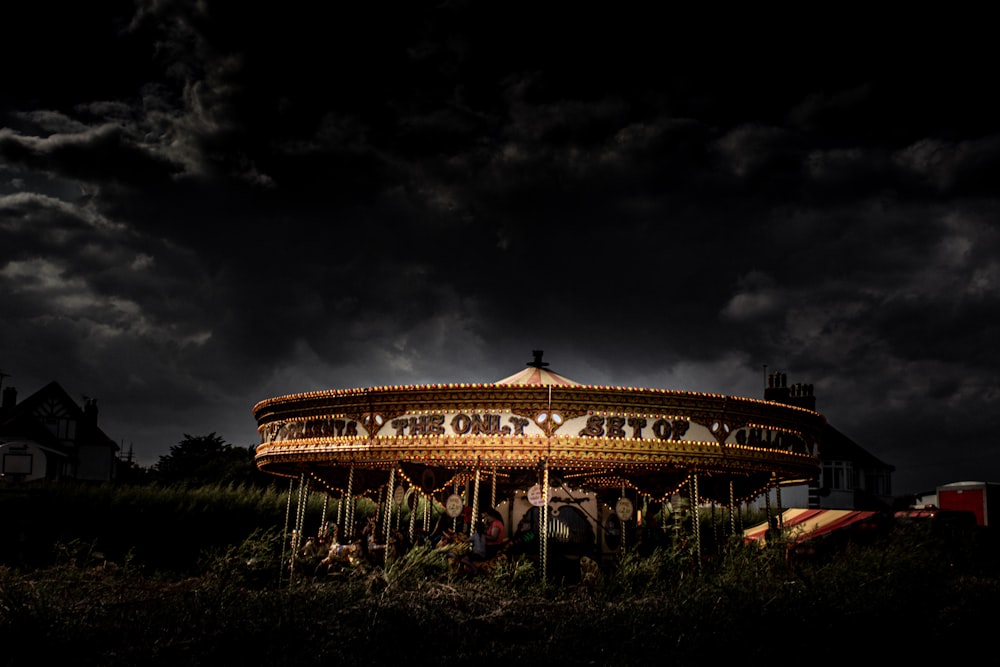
[151,433,267,488]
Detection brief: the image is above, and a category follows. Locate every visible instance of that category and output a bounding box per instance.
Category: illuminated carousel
[253,352,825,578]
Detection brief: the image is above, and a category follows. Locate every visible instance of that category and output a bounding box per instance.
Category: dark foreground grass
[2,522,999,667]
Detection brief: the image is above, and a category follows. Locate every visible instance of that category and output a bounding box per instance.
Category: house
[0,381,119,483]
[812,423,895,510]
[758,372,895,511]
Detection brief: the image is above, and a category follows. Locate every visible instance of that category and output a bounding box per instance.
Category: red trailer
[936,481,1000,527]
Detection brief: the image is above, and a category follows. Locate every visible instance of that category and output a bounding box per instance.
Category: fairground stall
[252,352,825,579]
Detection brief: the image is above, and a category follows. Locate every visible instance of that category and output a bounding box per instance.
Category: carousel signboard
[265,411,703,443]
[384,412,697,441]
[261,410,811,456]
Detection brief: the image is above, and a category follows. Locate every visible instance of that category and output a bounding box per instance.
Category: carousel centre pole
[540,459,549,583]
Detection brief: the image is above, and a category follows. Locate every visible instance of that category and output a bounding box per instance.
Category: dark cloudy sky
[2,2,998,494]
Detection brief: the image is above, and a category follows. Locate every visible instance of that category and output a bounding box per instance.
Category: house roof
[0,381,118,452]
[821,424,894,472]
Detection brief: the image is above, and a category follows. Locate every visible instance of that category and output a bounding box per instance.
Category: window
[822,460,854,490]
[864,470,891,496]
[35,398,76,441]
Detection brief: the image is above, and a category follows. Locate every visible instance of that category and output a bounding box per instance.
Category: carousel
[252,351,825,579]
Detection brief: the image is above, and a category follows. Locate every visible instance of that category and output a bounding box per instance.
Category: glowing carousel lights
[255,352,825,579]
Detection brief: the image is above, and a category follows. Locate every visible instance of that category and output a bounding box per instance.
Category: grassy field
[1,484,998,666]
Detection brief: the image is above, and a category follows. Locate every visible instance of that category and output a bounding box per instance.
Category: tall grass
[0,481,298,575]
[1,485,999,666]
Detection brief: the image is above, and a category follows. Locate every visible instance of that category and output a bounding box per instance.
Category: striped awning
[744,508,878,545]
[493,366,581,386]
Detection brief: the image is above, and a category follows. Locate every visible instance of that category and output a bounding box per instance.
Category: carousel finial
[528,350,549,368]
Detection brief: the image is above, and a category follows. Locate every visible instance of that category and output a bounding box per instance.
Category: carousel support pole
[319,490,329,542]
[384,466,396,566]
[345,466,356,540]
[540,460,550,583]
[711,500,718,553]
[280,477,295,586]
[729,480,736,537]
[675,490,684,543]
[423,490,431,532]
[290,472,308,585]
[295,473,306,540]
[471,467,482,527]
[348,492,357,539]
[295,473,309,544]
[490,466,497,508]
[452,482,459,532]
[690,473,701,573]
[774,473,784,528]
[620,482,627,551]
[764,478,773,530]
[394,481,403,532]
[300,475,311,537]
[377,484,387,534]
[408,489,418,543]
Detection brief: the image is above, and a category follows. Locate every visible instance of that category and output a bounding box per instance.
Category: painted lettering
[451,414,471,435]
[470,413,501,435]
[509,416,530,435]
[578,415,605,437]
[606,416,626,438]
[652,418,672,440]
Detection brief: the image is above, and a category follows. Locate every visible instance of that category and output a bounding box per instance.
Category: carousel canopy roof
[494,350,580,386]
[494,366,580,386]
[252,349,825,503]
[743,508,879,545]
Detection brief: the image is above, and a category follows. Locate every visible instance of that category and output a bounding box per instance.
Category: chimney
[83,397,99,427]
[763,373,816,410]
[763,372,791,403]
[796,383,817,411]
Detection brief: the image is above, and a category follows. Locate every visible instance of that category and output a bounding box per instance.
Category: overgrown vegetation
[1,483,999,666]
